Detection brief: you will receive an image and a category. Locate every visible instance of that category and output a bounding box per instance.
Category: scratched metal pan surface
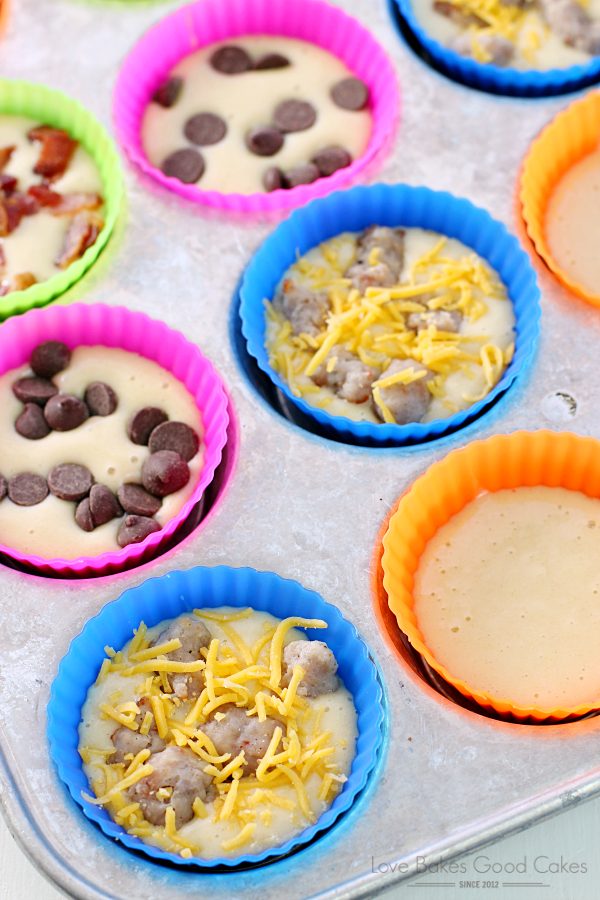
[1,0,600,898]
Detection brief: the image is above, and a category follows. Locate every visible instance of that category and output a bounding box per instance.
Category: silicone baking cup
[113,0,399,213]
[381,430,600,723]
[47,565,384,867]
[521,90,600,307]
[0,304,229,578]
[0,80,123,320]
[392,0,600,97]
[240,183,540,448]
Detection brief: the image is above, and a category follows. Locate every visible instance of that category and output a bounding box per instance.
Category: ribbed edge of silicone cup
[47,565,384,867]
[112,0,399,214]
[382,430,600,722]
[239,183,540,448]
[0,303,229,577]
[521,90,600,307]
[0,80,123,320]
[393,0,600,97]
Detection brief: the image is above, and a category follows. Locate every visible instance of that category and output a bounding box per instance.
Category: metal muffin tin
[2,0,600,898]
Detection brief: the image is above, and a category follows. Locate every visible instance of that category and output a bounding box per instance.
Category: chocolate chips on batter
[161,148,205,184]
[44,393,89,431]
[154,45,361,191]
[89,484,123,527]
[30,340,71,379]
[210,45,253,74]
[127,407,169,445]
[330,77,369,111]
[148,421,200,461]
[117,515,162,548]
[6,343,201,548]
[153,77,183,109]
[48,463,94,502]
[254,53,290,70]
[142,450,190,498]
[118,483,162,517]
[273,99,317,133]
[8,472,48,506]
[85,382,118,417]
[12,376,58,405]
[184,113,227,147]
[15,403,51,440]
[246,127,284,157]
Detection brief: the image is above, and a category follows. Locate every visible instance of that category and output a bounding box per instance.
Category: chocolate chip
[44,394,89,431]
[85,382,118,417]
[263,167,284,192]
[118,483,162,517]
[30,341,71,379]
[148,421,200,462]
[117,515,162,548]
[15,403,51,440]
[330,77,369,111]
[8,473,48,506]
[75,497,94,532]
[127,407,169,445]
[89,484,123,527]
[184,113,227,146]
[153,76,183,108]
[161,148,205,184]
[312,146,352,177]
[283,163,320,189]
[0,474,7,502]
[273,100,316,133]
[142,450,190,497]
[12,376,58,406]
[210,45,252,74]
[254,53,290,70]
[246,127,284,157]
[48,463,93,502]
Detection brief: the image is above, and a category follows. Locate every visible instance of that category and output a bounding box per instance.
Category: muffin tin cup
[0,80,123,320]
[0,303,229,578]
[239,182,540,448]
[521,90,600,307]
[47,565,384,868]
[112,0,399,214]
[392,0,600,97]
[381,430,600,723]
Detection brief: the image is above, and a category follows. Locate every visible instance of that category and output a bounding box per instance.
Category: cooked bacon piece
[11,272,36,291]
[0,146,15,171]
[55,210,104,269]
[28,126,77,180]
[28,185,102,216]
[0,173,18,195]
[27,184,61,208]
[0,192,39,236]
[0,272,37,296]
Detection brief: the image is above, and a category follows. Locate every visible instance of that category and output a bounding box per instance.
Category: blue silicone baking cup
[239,183,540,448]
[47,566,384,868]
[392,0,600,97]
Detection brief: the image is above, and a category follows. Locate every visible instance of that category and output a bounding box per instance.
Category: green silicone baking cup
[0,79,123,320]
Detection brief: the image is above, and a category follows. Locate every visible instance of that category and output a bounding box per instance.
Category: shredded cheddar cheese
[81,610,354,861]
[265,230,513,425]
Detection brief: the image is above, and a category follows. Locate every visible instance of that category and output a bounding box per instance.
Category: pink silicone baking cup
[113,0,400,213]
[0,303,229,578]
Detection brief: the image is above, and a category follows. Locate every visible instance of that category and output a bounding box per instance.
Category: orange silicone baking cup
[520,91,600,308]
[381,430,600,723]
